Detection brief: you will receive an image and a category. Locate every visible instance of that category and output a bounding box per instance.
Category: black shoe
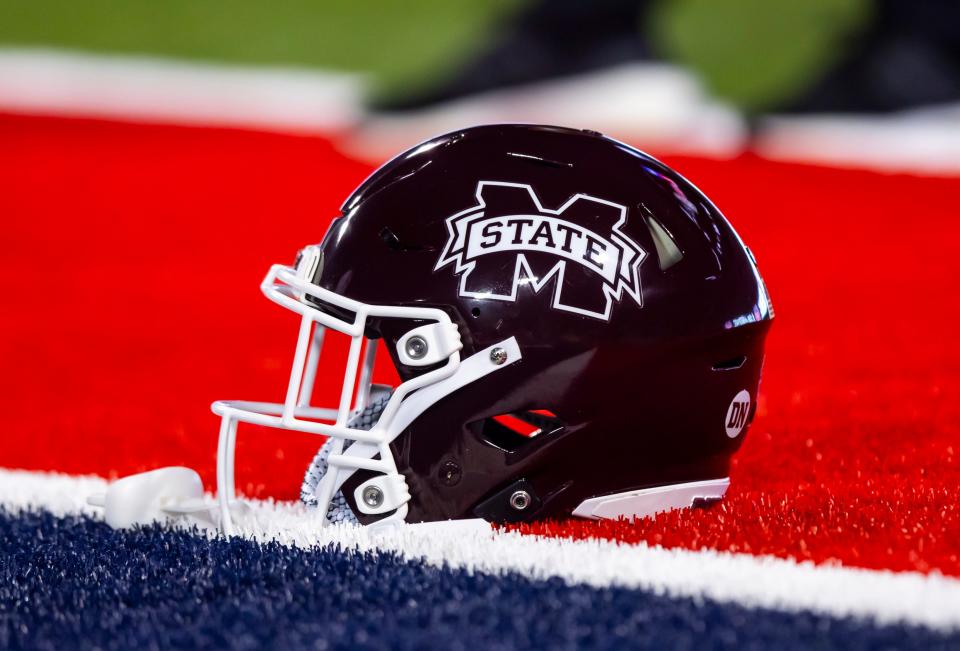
[372,0,653,112]
[774,0,960,114]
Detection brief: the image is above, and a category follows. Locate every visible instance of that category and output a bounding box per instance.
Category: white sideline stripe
[757,105,960,176]
[2,468,959,632]
[0,48,363,132]
[3,48,960,177]
[0,49,743,156]
[341,62,748,163]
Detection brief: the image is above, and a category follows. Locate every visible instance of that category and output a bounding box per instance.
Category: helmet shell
[316,125,772,523]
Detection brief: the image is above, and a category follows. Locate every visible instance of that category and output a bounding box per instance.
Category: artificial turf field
[1,2,958,646]
[1,111,957,581]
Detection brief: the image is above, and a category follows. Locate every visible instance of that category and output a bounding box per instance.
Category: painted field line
[2,467,958,632]
[0,47,363,132]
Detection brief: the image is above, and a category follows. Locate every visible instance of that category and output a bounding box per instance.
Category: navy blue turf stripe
[1,510,957,650]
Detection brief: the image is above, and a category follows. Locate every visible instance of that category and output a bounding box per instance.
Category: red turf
[1,113,957,576]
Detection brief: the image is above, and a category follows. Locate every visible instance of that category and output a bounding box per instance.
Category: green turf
[0,0,523,97]
[0,0,869,109]
[651,0,871,111]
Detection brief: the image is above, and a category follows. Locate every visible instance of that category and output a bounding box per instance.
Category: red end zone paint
[1,114,957,576]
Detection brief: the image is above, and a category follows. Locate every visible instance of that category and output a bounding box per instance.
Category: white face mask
[211,245,521,532]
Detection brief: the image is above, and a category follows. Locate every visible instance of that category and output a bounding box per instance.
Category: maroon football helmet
[254,124,776,528]
[193,124,772,531]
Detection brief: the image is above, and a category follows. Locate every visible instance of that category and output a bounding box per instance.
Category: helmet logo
[725,390,751,438]
[434,181,646,321]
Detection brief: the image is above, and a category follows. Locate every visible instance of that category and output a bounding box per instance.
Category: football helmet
[96,125,773,532]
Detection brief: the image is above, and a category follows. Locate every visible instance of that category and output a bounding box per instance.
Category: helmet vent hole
[473,409,565,452]
[506,151,573,169]
[380,226,402,250]
[379,226,426,252]
[642,210,684,271]
[712,355,747,371]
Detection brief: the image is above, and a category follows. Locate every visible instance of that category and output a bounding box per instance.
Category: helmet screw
[362,486,384,508]
[405,336,429,360]
[439,460,462,486]
[490,347,508,365]
[509,490,531,511]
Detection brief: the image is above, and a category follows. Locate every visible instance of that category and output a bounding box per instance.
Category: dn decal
[725,390,751,438]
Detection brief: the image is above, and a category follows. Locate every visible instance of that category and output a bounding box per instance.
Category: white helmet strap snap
[354,474,411,515]
[396,322,463,366]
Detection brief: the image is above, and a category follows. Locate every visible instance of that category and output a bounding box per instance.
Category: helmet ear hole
[473,409,565,452]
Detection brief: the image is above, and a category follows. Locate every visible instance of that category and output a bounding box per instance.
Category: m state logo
[434,181,646,321]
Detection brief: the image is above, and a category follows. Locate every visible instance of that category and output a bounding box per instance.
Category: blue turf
[1,510,957,650]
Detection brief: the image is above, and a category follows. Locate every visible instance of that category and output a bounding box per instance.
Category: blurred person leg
[758,0,960,174]
[776,0,960,113]
[351,0,746,163]
[374,0,653,112]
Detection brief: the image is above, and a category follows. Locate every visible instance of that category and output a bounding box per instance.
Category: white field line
[2,48,959,177]
[757,105,960,176]
[340,62,748,163]
[0,47,364,132]
[2,468,959,631]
